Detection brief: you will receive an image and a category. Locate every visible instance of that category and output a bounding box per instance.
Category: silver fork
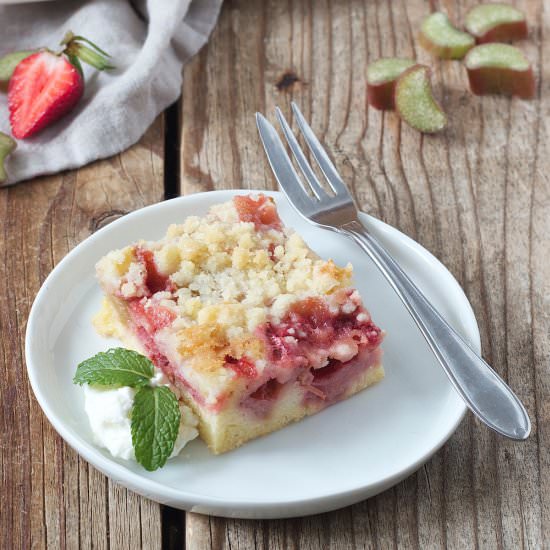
[256,102,530,440]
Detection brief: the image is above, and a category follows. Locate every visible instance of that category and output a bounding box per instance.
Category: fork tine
[255,113,314,216]
[290,102,351,197]
[275,107,328,201]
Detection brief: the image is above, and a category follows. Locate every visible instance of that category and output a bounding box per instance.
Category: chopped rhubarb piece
[366,58,415,110]
[0,50,36,82]
[465,4,527,44]
[234,194,282,229]
[419,12,475,59]
[394,65,447,133]
[0,132,16,183]
[464,44,535,99]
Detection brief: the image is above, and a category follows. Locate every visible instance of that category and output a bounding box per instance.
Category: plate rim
[25,189,478,518]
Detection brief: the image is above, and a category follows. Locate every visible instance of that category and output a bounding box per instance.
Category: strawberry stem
[60,31,115,71]
[66,34,112,59]
[67,53,84,78]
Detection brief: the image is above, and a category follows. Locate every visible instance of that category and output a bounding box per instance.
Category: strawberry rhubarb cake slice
[94,194,385,454]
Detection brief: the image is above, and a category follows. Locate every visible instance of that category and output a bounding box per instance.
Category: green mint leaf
[131,386,181,471]
[73,348,154,388]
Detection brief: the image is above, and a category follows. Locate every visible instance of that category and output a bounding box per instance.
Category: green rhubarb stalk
[0,132,16,183]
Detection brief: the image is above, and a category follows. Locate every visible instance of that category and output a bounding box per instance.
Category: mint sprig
[74,348,182,471]
[73,348,154,388]
[131,386,181,471]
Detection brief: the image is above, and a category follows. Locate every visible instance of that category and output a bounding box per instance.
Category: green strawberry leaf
[131,386,181,471]
[73,348,154,388]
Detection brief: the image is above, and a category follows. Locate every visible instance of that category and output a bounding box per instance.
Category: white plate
[25,190,479,519]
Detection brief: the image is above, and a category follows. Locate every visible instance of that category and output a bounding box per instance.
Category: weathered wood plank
[0,119,164,549]
[180,0,549,548]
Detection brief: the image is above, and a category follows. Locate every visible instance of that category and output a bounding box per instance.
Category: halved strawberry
[9,52,83,139]
[8,32,113,139]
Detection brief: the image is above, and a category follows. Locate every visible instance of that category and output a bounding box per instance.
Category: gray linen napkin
[0,0,222,185]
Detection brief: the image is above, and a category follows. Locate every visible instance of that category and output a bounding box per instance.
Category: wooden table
[2,0,549,548]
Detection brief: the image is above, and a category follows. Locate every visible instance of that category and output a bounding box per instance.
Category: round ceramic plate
[26,190,479,519]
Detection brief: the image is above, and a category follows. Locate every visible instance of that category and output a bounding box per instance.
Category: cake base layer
[195,363,384,454]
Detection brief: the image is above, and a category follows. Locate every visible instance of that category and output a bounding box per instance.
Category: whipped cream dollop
[84,370,199,461]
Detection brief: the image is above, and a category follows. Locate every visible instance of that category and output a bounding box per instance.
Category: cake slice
[94,194,385,454]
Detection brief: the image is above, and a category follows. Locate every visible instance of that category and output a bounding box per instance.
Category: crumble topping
[96,196,353,340]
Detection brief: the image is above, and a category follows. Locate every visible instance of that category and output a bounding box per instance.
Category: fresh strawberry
[8,32,113,139]
[9,52,83,139]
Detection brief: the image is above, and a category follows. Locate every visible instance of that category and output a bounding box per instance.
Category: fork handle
[343,220,530,440]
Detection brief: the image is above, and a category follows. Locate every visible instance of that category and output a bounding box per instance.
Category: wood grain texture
[3,0,549,548]
[180,0,549,548]
[0,119,165,550]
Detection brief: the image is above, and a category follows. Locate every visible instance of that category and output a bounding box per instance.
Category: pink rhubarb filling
[240,294,383,416]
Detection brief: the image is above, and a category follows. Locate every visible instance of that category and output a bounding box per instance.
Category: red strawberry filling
[127,298,175,332]
[240,378,285,417]
[135,247,171,295]
[126,298,215,409]
[234,194,282,230]
[304,346,381,402]
[122,286,383,419]
[133,324,172,373]
[239,295,383,417]
[259,295,382,370]
[249,378,283,400]
[224,355,257,378]
[127,299,175,371]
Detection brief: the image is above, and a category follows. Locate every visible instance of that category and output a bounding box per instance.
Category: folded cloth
[0,0,222,185]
